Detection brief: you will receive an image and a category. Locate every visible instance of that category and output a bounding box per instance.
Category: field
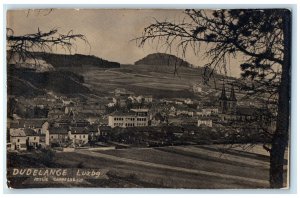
[7,144,288,188]
[59,65,213,99]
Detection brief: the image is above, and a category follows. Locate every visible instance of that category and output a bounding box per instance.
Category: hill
[6,51,121,97]
[134,53,193,67]
[7,66,90,97]
[78,63,239,100]
[7,51,121,69]
[32,52,121,68]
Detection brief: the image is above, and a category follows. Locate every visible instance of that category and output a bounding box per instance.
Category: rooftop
[24,128,37,136]
[8,122,24,129]
[23,119,47,127]
[49,127,69,134]
[130,108,149,112]
[69,127,89,134]
[10,128,26,137]
[109,111,136,117]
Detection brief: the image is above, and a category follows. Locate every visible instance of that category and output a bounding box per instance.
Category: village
[7,82,276,153]
[4,7,292,190]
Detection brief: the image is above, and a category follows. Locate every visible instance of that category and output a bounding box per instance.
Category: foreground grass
[7,144,287,189]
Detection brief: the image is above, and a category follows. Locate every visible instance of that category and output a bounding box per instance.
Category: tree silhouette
[136,9,291,188]
[7,9,89,65]
[7,27,89,64]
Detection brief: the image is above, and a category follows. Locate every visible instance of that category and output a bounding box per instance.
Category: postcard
[6,9,290,189]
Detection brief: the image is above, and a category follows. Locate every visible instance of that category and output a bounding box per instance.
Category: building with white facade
[9,128,40,151]
[197,118,213,127]
[197,107,219,117]
[9,128,28,151]
[108,109,149,128]
[69,127,89,146]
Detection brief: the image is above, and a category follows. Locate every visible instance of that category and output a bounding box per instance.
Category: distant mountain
[134,53,235,85]
[7,51,120,69]
[32,52,121,68]
[134,53,193,67]
[7,66,90,97]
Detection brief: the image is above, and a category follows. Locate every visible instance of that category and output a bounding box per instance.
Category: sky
[7,9,243,77]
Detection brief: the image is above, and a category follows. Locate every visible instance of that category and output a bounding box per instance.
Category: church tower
[227,85,237,113]
[219,84,228,113]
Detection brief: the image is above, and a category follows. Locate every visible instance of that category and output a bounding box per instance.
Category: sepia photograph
[6,8,291,189]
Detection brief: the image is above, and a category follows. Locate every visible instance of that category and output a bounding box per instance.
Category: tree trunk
[269,10,291,188]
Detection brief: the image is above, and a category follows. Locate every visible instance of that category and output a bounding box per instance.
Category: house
[24,128,40,149]
[53,113,89,128]
[40,121,50,134]
[196,111,209,116]
[69,127,89,146]
[112,96,128,107]
[24,119,49,134]
[176,106,195,117]
[48,109,65,120]
[144,95,153,103]
[8,128,41,151]
[114,88,127,96]
[9,119,48,134]
[132,95,153,103]
[8,120,24,129]
[46,126,90,147]
[197,108,219,117]
[127,96,136,103]
[198,118,213,127]
[9,128,27,151]
[134,95,144,103]
[99,125,112,136]
[87,124,100,140]
[46,127,70,146]
[168,106,177,116]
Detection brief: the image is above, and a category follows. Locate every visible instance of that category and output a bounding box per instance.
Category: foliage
[136,9,288,98]
[136,9,291,188]
[7,27,89,64]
